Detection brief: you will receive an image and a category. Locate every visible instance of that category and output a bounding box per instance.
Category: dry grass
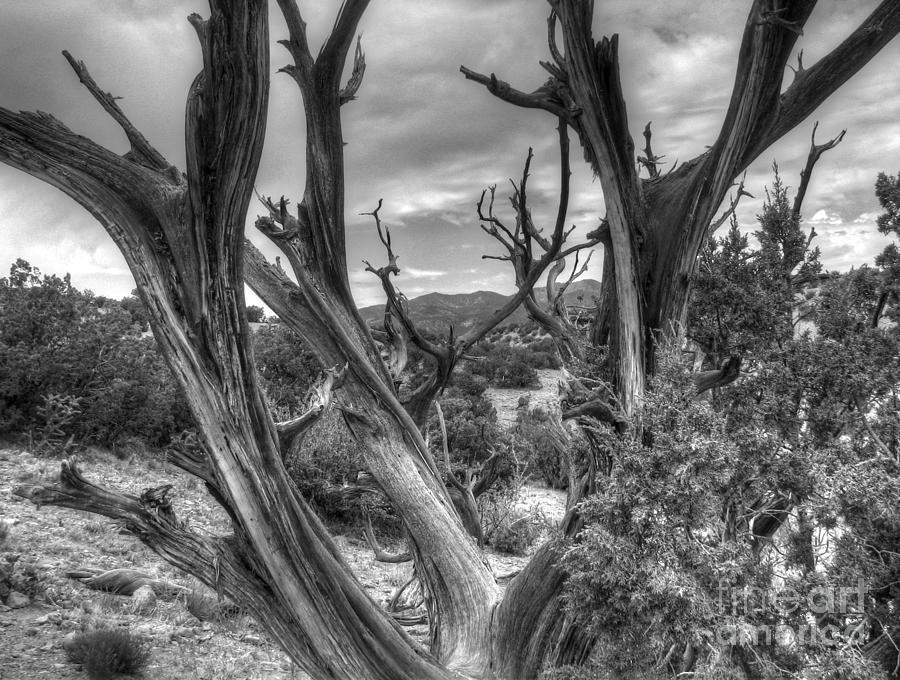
[65,626,152,679]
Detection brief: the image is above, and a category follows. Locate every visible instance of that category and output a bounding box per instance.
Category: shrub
[9,560,47,601]
[0,260,193,451]
[514,407,568,489]
[488,505,546,555]
[29,393,80,457]
[286,410,370,525]
[65,627,150,679]
[252,323,319,416]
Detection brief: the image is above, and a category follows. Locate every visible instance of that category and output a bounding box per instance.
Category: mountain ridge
[357,279,602,334]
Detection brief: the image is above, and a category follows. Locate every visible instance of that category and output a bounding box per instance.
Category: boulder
[131,585,157,614]
[7,590,30,609]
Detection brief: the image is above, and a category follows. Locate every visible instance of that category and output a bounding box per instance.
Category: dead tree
[353,133,585,428]
[2,2,899,679]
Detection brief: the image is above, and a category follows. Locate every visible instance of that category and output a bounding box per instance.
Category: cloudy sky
[1,1,898,308]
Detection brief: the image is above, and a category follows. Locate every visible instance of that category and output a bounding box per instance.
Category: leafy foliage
[558,168,900,677]
[251,323,320,418]
[0,260,193,450]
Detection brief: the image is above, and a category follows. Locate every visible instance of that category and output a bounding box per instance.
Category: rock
[131,585,156,614]
[6,590,30,609]
[62,631,80,655]
[171,626,195,639]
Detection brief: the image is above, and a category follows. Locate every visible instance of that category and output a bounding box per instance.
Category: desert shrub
[539,662,606,680]
[466,342,541,387]
[8,560,48,601]
[245,304,266,323]
[285,410,373,525]
[29,393,81,456]
[252,323,319,416]
[0,260,193,451]
[184,585,242,623]
[487,505,547,555]
[514,406,568,489]
[492,358,539,387]
[66,627,151,679]
[449,369,489,398]
[77,336,193,449]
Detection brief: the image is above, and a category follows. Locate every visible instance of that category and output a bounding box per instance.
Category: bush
[487,505,546,555]
[252,323,320,416]
[0,260,193,451]
[514,407,568,489]
[285,410,371,525]
[65,628,150,679]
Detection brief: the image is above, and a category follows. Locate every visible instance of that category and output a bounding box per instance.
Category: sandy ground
[0,444,566,679]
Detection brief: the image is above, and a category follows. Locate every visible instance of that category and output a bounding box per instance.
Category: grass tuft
[65,627,151,679]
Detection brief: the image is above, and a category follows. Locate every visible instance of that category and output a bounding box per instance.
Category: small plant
[10,561,47,601]
[184,587,219,621]
[183,585,242,623]
[0,519,10,547]
[65,627,151,679]
[29,393,81,457]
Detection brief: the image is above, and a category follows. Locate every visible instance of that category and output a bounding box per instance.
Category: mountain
[357,279,602,335]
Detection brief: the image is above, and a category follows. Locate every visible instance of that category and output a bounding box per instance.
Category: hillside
[357,279,602,334]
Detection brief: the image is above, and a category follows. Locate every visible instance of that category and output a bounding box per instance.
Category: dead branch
[763,1,900,153]
[61,51,169,171]
[462,119,573,347]
[66,567,187,599]
[792,122,846,220]
[434,401,466,495]
[362,200,446,363]
[339,36,366,105]
[693,356,742,396]
[637,122,665,178]
[710,174,754,233]
[276,364,347,452]
[363,512,412,563]
[458,67,577,124]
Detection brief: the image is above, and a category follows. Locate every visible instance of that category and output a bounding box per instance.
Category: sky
[1,1,898,308]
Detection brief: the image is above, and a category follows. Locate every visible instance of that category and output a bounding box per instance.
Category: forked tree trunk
[2,3,495,678]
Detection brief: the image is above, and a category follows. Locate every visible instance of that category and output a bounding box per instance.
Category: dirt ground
[0,443,566,679]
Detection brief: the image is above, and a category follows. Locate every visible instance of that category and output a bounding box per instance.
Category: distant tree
[119,291,150,332]
[245,304,266,323]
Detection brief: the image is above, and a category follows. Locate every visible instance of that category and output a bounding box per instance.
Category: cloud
[1,1,899,310]
[808,209,843,226]
[404,267,448,279]
[855,212,881,224]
